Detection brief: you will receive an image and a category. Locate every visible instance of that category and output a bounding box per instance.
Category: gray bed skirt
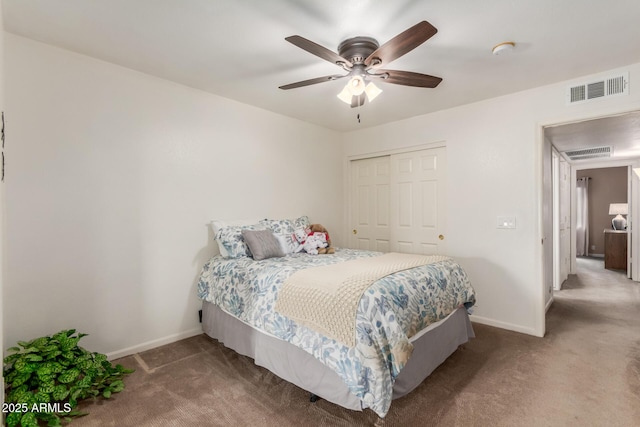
[201,301,474,412]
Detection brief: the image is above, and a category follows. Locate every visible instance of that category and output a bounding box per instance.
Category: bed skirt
[201,301,474,412]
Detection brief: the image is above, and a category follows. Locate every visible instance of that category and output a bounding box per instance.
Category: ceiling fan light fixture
[365,82,382,102]
[337,85,353,104]
[282,21,441,107]
[338,75,367,104]
[347,75,366,96]
[338,77,383,105]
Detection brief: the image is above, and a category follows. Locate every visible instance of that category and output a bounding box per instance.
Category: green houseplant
[3,329,134,427]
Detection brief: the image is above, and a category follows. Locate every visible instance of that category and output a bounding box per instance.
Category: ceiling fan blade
[350,94,365,108]
[285,35,353,68]
[365,21,437,68]
[375,70,442,88]
[279,74,347,90]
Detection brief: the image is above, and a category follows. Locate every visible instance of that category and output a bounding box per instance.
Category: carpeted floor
[74,257,640,426]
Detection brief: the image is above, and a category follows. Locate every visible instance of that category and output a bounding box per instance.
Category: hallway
[545,256,640,424]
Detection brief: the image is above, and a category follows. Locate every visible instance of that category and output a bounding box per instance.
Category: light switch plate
[497,216,516,229]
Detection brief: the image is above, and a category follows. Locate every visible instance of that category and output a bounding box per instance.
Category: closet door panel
[349,147,447,255]
[390,147,447,255]
[349,156,391,252]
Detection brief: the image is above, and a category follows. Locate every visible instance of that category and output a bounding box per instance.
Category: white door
[390,147,447,254]
[349,156,391,251]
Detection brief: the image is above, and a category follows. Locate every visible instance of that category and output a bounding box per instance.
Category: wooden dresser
[604,229,627,271]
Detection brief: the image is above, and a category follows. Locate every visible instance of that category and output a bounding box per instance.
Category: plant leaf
[34,390,51,403]
[44,414,62,427]
[5,412,21,427]
[11,372,31,388]
[58,368,80,384]
[39,380,55,394]
[25,354,44,362]
[20,412,39,427]
[52,384,70,401]
[13,360,28,373]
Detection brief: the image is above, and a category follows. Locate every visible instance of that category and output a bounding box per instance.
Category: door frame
[552,149,561,291]
[537,107,640,338]
[569,161,638,278]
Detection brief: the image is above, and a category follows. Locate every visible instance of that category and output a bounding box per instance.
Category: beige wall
[577,167,627,255]
[1,0,5,408]
[5,35,343,357]
[343,61,640,337]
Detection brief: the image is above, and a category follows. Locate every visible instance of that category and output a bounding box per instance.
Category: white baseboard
[469,314,539,337]
[545,296,554,312]
[106,327,203,360]
[588,253,604,258]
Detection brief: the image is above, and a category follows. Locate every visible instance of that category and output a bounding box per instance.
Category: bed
[196,217,476,418]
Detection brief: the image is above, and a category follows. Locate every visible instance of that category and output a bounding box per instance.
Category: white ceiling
[546,112,640,162]
[4,0,640,132]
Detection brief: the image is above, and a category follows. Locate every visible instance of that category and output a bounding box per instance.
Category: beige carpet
[74,257,640,426]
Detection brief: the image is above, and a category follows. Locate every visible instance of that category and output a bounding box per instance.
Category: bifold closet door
[390,147,447,255]
[349,156,391,251]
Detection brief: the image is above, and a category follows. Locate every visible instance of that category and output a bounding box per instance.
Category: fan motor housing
[338,37,379,64]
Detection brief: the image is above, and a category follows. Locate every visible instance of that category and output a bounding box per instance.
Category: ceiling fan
[279,21,442,108]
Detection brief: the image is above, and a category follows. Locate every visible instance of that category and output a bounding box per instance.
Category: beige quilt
[275,252,450,347]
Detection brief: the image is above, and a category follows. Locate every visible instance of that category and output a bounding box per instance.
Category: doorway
[542,111,640,316]
[575,166,628,272]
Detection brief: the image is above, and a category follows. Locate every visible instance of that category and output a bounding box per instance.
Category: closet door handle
[352,229,358,235]
[439,235,444,240]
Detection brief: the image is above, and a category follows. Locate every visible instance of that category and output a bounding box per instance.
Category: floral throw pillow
[274,232,300,254]
[260,216,310,235]
[215,224,266,258]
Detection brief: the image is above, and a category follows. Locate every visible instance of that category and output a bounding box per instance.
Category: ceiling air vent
[563,146,612,161]
[566,72,628,105]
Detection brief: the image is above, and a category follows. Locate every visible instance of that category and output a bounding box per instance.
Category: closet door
[349,156,391,251]
[390,147,447,255]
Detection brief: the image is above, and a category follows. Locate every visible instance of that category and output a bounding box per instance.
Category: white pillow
[211,218,262,257]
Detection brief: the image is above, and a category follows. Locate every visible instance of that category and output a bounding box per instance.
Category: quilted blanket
[197,248,475,417]
[276,253,450,347]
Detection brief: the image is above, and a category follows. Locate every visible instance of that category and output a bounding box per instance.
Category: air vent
[566,72,628,105]
[563,146,612,161]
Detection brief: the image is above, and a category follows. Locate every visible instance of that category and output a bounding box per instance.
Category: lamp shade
[609,203,628,215]
[347,76,366,96]
[364,82,382,102]
[337,78,383,105]
[337,85,352,104]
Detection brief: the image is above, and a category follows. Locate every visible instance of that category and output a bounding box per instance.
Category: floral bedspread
[197,248,475,417]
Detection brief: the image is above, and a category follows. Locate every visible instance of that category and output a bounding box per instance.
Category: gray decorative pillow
[241,229,285,261]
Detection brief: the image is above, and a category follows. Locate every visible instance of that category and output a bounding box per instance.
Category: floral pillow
[260,216,310,235]
[274,232,300,254]
[215,224,266,258]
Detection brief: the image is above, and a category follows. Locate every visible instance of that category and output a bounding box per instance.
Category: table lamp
[609,203,628,230]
